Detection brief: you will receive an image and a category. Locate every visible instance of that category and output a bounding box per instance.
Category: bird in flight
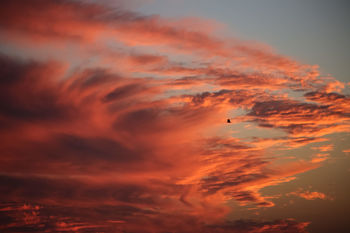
[227,119,231,123]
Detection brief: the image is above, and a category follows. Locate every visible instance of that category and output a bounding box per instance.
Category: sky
[0,1,349,233]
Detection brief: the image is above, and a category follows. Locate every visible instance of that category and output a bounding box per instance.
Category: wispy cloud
[0,0,348,232]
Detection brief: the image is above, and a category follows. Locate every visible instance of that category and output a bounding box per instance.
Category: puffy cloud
[287,189,332,201]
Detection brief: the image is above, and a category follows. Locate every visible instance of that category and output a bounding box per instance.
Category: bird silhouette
[227,119,231,123]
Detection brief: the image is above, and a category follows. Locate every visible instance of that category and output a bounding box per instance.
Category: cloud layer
[0,0,349,232]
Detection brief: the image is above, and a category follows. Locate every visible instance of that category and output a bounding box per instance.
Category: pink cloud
[0,0,348,232]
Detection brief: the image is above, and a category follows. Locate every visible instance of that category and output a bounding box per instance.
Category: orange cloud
[238,99,350,138]
[0,0,348,232]
[287,189,331,201]
[0,0,320,82]
[0,54,319,232]
[311,144,333,152]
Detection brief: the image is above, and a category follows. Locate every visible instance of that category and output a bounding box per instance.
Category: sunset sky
[0,1,349,233]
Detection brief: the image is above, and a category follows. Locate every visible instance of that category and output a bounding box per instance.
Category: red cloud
[0,0,348,232]
[239,99,350,138]
[0,53,319,232]
[0,0,321,81]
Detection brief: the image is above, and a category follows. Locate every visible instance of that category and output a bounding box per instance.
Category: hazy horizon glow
[0,1,349,233]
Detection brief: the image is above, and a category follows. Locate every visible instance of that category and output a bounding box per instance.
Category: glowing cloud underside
[0,0,349,232]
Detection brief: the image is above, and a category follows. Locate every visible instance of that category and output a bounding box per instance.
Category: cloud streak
[0,0,348,232]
